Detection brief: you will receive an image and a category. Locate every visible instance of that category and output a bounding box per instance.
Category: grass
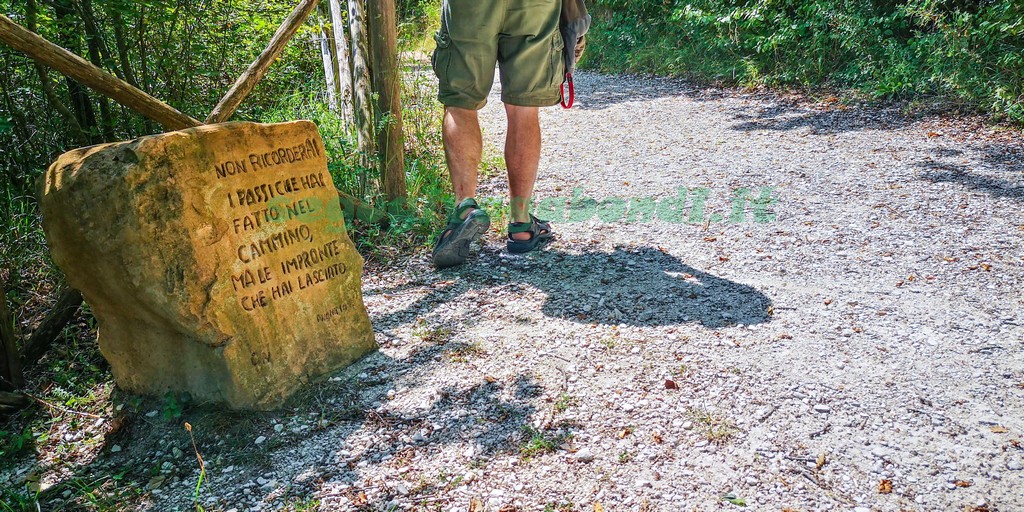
[597,330,623,350]
[282,497,322,511]
[412,318,454,345]
[687,407,740,444]
[544,502,575,512]
[520,426,571,460]
[553,393,578,414]
[445,341,486,363]
[617,450,635,464]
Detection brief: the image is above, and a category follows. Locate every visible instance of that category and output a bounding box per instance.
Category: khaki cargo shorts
[432,0,565,110]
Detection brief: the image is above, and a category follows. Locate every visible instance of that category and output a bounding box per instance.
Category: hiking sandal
[431,198,490,268]
[506,214,553,254]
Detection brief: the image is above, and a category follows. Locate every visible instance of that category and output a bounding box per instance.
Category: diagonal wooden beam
[206,0,321,123]
[0,14,201,131]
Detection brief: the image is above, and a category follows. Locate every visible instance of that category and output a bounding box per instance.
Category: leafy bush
[585,0,1024,122]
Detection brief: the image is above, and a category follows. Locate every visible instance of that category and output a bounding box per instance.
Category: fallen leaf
[721,493,747,506]
[664,379,679,390]
[990,426,1009,433]
[594,503,604,512]
[816,452,827,470]
[484,375,497,383]
[652,433,664,444]
[878,479,893,494]
[469,497,484,512]
[927,131,943,137]
[617,427,633,439]
[954,479,972,487]
[354,492,368,506]
[980,263,992,271]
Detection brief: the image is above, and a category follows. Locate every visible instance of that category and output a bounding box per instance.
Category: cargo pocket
[432,27,452,82]
[550,31,566,87]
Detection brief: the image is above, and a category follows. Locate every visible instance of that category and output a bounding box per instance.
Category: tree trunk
[0,59,38,176]
[136,5,155,134]
[25,0,89,146]
[78,0,116,140]
[316,3,339,108]
[367,0,406,205]
[0,391,29,414]
[20,289,82,368]
[0,278,23,391]
[51,0,102,144]
[110,10,138,87]
[347,0,375,188]
[330,0,354,125]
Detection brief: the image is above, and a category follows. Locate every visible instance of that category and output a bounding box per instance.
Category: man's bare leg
[442,106,482,218]
[505,104,541,241]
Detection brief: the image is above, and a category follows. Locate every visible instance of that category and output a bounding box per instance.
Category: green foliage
[0,486,38,512]
[0,426,35,459]
[586,0,1024,123]
[519,426,571,459]
[160,392,182,421]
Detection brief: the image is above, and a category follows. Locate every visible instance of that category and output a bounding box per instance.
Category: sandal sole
[506,233,553,254]
[432,214,490,268]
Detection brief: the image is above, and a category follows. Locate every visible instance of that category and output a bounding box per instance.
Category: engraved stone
[40,121,376,409]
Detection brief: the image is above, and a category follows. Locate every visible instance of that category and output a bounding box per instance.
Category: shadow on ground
[917,144,1024,201]
[727,102,918,135]
[370,246,773,329]
[17,337,545,510]
[571,72,708,111]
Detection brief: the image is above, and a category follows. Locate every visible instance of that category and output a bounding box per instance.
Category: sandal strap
[508,214,549,236]
[448,197,480,224]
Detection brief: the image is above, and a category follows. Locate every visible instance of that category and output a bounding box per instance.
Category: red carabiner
[559,73,574,109]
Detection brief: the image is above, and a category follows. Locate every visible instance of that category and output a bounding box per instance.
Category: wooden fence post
[367,0,407,205]
[330,0,355,125]
[348,0,376,187]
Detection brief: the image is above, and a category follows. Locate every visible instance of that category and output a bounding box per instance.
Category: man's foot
[432,198,491,268]
[506,215,553,254]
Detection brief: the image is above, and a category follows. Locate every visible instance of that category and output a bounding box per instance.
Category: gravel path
[8,72,1022,512]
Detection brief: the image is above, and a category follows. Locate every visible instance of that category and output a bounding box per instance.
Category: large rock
[39,121,377,409]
